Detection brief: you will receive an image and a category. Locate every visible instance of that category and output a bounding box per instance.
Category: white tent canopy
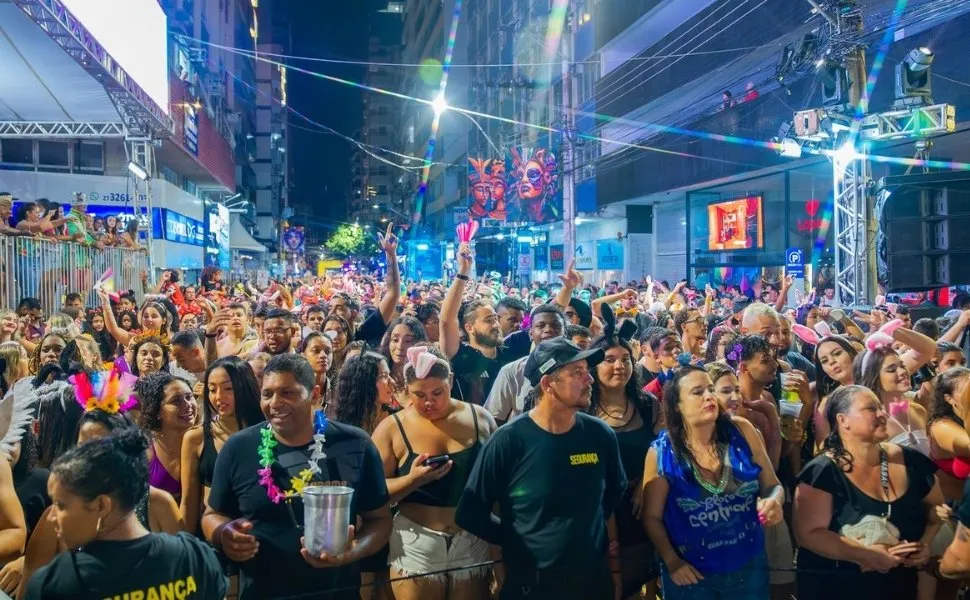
[230,214,267,253]
[0,4,120,122]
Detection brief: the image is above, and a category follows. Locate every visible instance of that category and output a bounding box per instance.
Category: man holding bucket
[203,354,392,599]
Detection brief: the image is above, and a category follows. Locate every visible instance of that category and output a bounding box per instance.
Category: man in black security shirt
[456,338,627,600]
[203,354,392,600]
[440,242,513,405]
[329,222,401,347]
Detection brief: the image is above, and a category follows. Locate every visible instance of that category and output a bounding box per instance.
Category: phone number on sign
[88,192,147,204]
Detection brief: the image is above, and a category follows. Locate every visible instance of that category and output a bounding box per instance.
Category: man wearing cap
[456,338,626,600]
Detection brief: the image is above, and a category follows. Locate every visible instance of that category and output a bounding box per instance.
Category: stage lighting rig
[894,47,934,105]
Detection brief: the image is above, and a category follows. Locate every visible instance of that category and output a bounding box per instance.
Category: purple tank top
[149,446,181,501]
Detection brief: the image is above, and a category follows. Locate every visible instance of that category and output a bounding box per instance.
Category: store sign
[797,198,826,232]
[550,244,564,270]
[575,242,594,270]
[786,247,805,278]
[162,209,204,246]
[596,239,624,270]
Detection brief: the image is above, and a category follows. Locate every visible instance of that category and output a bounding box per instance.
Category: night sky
[285,0,371,230]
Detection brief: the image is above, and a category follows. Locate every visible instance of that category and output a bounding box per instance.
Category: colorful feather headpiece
[69,369,138,414]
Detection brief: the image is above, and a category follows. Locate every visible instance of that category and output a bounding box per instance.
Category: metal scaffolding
[832,155,873,306]
[126,138,157,275]
[0,121,126,138]
[11,0,172,138]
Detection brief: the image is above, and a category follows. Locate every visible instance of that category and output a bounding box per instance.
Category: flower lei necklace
[257,410,328,504]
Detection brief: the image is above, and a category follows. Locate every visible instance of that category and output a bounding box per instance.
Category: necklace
[257,410,328,504]
[599,399,635,429]
[688,445,730,495]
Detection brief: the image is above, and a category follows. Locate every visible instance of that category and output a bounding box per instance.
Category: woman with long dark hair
[928,367,970,503]
[854,322,937,457]
[135,373,198,504]
[332,352,396,435]
[299,332,334,410]
[794,385,943,600]
[378,316,427,404]
[22,428,225,599]
[641,365,783,599]
[323,314,353,384]
[587,308,660,600]
[179,357,263,534]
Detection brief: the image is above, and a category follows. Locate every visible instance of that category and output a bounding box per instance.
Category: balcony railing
[0,238,148,313]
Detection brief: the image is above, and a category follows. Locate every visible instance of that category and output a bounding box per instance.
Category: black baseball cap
[523,338,605,386]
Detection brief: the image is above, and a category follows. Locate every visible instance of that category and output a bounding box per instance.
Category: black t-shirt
[15,468,50,535]
[451,342,510,406]
[24,532,227,600]
[354,310,388,348]
[796,448,937,577]
[207,421,390,600]
[503,329,531,362]
[455,412,627,573]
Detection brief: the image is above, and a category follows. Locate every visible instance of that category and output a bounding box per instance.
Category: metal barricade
[0,237,147,313]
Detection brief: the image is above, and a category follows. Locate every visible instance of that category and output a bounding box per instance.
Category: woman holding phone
[371,345,497,600]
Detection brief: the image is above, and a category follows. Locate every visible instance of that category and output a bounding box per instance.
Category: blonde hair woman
[0,342,27,389]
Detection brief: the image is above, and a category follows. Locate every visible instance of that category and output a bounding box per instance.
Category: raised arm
[376,223,401,325]
[440,242,473,359]
[96,289,133,347]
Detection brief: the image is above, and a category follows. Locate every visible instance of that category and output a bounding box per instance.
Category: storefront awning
[230,215,267,253]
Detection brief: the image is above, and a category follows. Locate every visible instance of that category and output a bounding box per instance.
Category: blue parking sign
[786,248,804,278]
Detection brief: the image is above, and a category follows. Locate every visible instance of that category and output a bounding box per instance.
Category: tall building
[350,2,405,226]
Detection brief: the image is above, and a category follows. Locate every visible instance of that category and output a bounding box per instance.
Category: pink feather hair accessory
[879,318,904,337]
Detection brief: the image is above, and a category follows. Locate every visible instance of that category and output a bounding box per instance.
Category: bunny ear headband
[406,346,441,379]
[791,321,834,347]
[861,318,905,371]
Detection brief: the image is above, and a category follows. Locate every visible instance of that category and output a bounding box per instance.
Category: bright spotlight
[779,138,802,158]
[127,161,149,181]
[431,93,448,116]
[833,142,858,164]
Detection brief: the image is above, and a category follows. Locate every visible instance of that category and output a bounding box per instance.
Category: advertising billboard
[204,201,231,269]
[161,210,205,246]
[550,244,565,270]
[61,0,170,114]
[707,196,765,251]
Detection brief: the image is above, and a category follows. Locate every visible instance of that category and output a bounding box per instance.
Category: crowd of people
[1,223,970,600]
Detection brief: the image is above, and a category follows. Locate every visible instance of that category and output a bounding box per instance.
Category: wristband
[205,332,219,339]
[455,273,470,281]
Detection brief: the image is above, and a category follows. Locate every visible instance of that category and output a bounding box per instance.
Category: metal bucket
[303,485,355,556]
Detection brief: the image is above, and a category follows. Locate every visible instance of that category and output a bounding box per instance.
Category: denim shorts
[660,552,769,600]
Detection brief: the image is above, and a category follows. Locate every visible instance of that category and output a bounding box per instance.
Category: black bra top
[394,406,482,508]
